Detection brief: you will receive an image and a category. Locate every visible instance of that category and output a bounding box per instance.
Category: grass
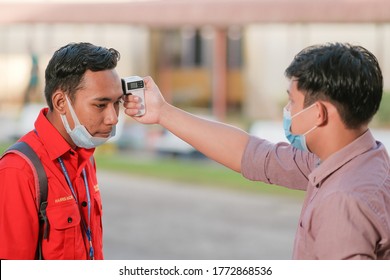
[93,150,304,198]
[0,141,304,199]
[0,142,12,153]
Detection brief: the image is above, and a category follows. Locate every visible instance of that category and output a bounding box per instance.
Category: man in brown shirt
[124,43,390,259]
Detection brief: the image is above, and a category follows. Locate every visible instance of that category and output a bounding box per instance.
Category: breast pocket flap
[47,202,81,230]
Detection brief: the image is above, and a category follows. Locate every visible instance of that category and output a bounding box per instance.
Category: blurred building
[0,0,389,122]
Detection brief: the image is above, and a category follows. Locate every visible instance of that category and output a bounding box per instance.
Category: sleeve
[241,135,317,190]
[0,154,40,259]
[310,191,378,259]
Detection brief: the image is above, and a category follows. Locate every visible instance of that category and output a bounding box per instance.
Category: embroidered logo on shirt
[55,195,74,204]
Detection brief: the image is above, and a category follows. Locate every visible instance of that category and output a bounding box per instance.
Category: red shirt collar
[34,108,95,162]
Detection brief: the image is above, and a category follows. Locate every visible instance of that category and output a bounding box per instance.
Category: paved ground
[98,170,303,260]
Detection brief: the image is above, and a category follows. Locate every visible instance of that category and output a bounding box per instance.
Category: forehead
[287,79,304,98]
[77,69,122,100]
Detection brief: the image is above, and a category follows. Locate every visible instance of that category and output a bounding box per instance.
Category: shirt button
[68,217,73,223]
[81,201,88,207]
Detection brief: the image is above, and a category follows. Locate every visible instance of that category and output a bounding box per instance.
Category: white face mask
[60,95,116,149]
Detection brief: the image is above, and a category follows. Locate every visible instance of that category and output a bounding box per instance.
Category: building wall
[244,23,390,120]
[0,22,389,121]
[0,24,149,114]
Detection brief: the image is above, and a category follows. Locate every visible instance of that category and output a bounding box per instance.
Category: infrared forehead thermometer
[121,76,146,116]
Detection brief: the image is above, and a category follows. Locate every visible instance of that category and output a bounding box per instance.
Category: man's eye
[96,104,106,108]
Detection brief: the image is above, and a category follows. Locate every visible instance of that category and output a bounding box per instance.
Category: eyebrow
[94,95,123,102]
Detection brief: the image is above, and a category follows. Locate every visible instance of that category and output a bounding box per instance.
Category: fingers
[123,94,139,103]
[122,95,142,114]
[143,76,153,87]
[124,107,142,117]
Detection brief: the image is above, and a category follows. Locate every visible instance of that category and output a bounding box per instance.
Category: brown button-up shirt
[241,130,390,259]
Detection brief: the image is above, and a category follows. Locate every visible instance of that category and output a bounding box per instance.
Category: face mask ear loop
[64,94,82,127]
[60,114,73,133]
[291,103,317,119]
[303,125,318,136]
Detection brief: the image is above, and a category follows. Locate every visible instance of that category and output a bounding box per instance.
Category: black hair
[44,42,120,110]
[285,42,383,129]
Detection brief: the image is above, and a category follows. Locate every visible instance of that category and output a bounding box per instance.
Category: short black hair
[44,42,120,110]
[285,42,383,129]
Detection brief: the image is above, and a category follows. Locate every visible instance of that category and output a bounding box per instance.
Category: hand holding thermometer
[121,76,146,116]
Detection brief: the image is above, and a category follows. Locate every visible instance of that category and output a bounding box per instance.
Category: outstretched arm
[123,76,250,172]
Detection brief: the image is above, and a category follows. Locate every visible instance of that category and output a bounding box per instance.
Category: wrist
[157,101,171,126]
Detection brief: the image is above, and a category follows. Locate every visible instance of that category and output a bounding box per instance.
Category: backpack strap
[3,141,49,259]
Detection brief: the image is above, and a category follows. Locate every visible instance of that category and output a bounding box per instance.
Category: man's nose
[105,105,119,125]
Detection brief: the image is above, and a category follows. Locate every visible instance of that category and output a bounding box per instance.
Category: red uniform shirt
[0,108,104,259]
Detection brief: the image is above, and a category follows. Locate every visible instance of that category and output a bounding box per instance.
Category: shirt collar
[308,129,377,186]
[34,108,95,161]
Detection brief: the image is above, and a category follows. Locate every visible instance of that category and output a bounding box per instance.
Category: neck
[46,109,77,149]
[313,126,367,160]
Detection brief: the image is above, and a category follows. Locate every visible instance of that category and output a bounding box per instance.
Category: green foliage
[375,91,390,127]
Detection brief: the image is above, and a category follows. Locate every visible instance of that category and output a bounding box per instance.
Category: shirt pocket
[45,201,84,259]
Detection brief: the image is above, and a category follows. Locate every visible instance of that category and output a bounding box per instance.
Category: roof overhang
[1,0,390,27]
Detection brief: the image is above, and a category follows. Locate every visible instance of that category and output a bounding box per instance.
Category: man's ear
[316,102,328,127]
[52,91,67,114]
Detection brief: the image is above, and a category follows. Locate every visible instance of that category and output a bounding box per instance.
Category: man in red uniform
[0,42,123,259]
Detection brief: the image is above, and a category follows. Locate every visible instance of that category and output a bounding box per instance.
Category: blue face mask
[60,95,116,149]
[283,104,317,152]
